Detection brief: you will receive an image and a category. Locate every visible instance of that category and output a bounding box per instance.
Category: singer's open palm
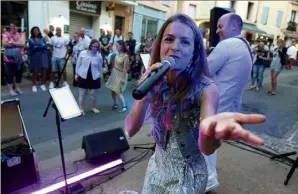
[199,113,265,145]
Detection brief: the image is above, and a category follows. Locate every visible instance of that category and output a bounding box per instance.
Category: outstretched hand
[199,113,265,146]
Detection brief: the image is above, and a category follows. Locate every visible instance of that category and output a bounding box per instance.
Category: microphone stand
[43,51,72,194]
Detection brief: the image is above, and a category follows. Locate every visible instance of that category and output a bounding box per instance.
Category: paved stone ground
[240,67,298,154]
[17,124,298,194]
[1,65,298,160]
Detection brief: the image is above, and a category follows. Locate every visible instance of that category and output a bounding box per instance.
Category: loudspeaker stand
[133,143,156,152]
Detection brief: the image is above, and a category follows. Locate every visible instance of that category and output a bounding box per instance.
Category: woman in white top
[75,39,103,114]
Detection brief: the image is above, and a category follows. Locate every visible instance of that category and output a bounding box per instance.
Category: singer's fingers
[149,63,162,72]
[138,71,150,84]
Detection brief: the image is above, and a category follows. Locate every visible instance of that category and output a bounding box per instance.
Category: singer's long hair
[148,13,210,129]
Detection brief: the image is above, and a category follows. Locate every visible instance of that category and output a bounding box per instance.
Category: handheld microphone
[132,56,175,100]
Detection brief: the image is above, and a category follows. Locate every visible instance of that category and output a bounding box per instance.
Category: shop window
[188,4,196,19]
[1,2,28,34]
[141,16,158,41]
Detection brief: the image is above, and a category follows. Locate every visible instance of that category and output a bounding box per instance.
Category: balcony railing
[286,21,297,31]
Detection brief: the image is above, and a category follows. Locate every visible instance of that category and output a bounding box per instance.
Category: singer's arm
[125,97,150,137]
[198,83,221,155]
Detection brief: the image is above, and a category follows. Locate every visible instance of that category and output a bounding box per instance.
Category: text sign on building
[70,1,101,15]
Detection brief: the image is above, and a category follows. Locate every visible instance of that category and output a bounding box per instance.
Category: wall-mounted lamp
[106,2,115,17]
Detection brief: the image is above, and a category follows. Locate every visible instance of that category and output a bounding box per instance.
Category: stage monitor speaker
[1,99,39,194]
[82,128,130,164]
[209,7,234,47]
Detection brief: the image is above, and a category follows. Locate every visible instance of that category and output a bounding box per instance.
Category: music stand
[47,86,83,193]
[271,150,298,185]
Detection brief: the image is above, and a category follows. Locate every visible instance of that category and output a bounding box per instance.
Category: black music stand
[271,150,298,185]
[43,52,84,194]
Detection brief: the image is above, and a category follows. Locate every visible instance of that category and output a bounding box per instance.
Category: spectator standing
[250,42,270,91]
[48,27,69,88]
[106,40,129,113]
[286,40,297,70]
[108,29,124,53]
[141,32,154,54]
[125,32,136,57]
[268,39,286,95]
[99,28,110,60]
[28,26,48,92]
[75,39,103,114]
[69,32,83,86]
[2,20,26,96]
[48,25,54,38]
[79,27,91,50]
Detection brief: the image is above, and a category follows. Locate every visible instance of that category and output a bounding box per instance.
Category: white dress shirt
[287,45,297,60]
[208,36,252,113]
[76,50,103,80]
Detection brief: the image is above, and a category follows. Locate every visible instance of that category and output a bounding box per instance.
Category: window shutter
[276,11,283,28]
[261,6,269,25]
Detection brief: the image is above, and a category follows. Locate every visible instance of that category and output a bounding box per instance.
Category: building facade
[283,0,298,45]
[176,1,263,42]
[1,1,29,35]
[132,0,177,42]
[27,1,136,40]
[256,0,293,44]
[176,0,216,28]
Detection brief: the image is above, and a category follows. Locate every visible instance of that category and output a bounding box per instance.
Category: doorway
[114,16,124,33]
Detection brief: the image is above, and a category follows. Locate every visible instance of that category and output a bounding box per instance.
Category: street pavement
[2,64,298,193]
[1,65,297,160]
[17,124,298,194]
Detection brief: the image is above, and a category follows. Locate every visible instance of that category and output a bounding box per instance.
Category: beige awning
[119,1,138,6]
[283,31,298,39]
[242,23,266,34]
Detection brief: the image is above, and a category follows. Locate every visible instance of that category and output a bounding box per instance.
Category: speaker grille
[82,128,129,163]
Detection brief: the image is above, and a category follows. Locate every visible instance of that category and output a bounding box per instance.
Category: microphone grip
[132,66,169,100]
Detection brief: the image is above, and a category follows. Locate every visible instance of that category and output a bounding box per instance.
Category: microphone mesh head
[162,56,176,68]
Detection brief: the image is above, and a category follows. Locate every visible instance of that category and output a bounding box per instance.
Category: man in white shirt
[286,40,297,70]
[108,29,124,53]
[79,28,91,50]
[204,13,253,193]
[49,27,70,88]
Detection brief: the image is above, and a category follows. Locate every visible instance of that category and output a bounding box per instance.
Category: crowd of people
[1,20,156,114]
[249,38,296,95]
[1,13,297,194]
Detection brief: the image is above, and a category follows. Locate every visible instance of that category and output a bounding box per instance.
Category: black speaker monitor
[209,7,234,47]
[82,128,130,164]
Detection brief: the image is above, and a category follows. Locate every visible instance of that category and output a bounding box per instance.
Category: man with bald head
[205,13,253,193]
[79,27,91,50]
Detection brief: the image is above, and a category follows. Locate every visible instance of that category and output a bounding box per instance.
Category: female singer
[124,13,264,194]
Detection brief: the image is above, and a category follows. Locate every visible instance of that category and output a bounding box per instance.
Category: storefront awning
[243,23,266,34]
[284,31,298,39]
[120,1,138,6]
